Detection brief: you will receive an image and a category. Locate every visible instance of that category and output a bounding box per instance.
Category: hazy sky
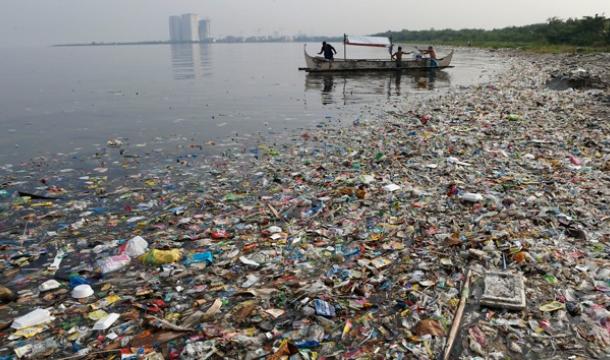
[0,0,608,46]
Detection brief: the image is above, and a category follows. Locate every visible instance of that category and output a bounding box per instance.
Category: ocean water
[0,42,506,163]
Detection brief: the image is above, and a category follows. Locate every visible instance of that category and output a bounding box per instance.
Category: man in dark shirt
[318,41,337,61]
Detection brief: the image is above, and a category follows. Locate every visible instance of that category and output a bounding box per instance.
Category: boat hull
[303,47,453,72]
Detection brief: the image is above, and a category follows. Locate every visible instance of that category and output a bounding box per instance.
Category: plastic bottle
[459,192,484,202]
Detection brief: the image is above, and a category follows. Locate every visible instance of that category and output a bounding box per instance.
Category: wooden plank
[443,270,472,360]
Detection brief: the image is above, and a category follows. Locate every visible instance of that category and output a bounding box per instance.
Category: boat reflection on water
[305,69,450,105]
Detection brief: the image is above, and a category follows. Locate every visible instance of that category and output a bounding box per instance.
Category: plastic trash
[183,251,213,266]
[11,308,54,329]
[48,249,65,271]
[313,299,336,318]
[39,279,61,292]
[98,254,131,274]
[239,256,260,267]
[383,183,401,192]
[125,235,149,257]
[459,192,484,202]
[539,301,565,312]
[68,274,90,288]
[242,274,260,288]
[92,313,120,330]
[140,249,183,265]
[0,50,608,359]
[71,284,94,299]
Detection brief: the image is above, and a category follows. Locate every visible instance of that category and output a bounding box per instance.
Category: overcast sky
[0,0,608,46]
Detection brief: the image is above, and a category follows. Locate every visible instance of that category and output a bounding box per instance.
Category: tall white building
[181,14,199,42]
[169,14,200,42]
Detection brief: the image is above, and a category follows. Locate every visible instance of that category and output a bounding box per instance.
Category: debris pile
[0,51,608,359]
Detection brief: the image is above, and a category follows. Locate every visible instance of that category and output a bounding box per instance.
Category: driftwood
[443,270,472,360]
[266,202,282,220]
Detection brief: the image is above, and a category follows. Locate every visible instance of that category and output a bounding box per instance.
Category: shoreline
[0,51,609,359]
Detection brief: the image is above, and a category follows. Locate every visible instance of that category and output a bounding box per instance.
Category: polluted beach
[1,4,610,360]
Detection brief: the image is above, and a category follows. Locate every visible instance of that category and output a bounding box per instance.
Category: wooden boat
[301,35,453,72]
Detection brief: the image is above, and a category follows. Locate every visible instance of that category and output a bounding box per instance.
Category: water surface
[0,43,506,163]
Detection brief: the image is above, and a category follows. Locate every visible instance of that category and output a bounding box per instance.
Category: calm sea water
[0,43,506,163]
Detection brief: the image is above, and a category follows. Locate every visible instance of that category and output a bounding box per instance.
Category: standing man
[392,46,411,68]
[419,46,437,60]
[318,41,337,61]
[392,46,411,61]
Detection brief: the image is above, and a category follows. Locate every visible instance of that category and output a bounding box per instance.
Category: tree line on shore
[375,15,610,48]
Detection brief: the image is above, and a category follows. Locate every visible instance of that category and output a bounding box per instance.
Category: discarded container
[459,192,484,203]
[92,313,120,331]
[71,284,94,299]
[39,279,62,292]
[11,308,54,329]
[383,183,401,192]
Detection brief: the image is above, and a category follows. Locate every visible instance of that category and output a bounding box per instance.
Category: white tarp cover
[345,35,391,47]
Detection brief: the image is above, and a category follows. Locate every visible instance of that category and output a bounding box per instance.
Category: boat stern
[438,50,454,68]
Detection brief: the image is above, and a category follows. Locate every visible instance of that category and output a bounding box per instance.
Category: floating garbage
[0,51,609,359]
[92,313,120,331]
[11,309,54,330]
[38,280,61,292]
[71,285,94,299]
[124,235,149,257]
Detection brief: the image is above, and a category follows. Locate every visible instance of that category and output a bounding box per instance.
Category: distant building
[168,14,200,42]
[198,19,212,42]
[169,16,183,42]
[181,14,199,42]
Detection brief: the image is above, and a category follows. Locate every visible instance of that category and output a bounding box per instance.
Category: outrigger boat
[301,35,453,72]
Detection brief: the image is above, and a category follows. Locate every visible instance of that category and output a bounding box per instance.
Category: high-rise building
[181,14,199,42]
[198,19,211,42]
[169,14,200,42]
[169,16,183,42]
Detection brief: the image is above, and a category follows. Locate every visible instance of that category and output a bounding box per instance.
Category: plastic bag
[125,236,149,257]
[98,254,131,274]
[140,249,183,265]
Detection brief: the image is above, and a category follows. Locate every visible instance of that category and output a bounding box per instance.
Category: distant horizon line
[52,36,344,47]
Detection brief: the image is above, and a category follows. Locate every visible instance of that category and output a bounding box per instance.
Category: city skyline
[169,14,212,43]
[169,14,200,42]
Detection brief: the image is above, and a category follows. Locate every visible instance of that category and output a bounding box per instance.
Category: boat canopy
[345,35,391,48]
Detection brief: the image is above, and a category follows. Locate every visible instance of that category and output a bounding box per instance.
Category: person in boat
[419,46,437,60]
[391,46,411,62]
[318,41,337,61]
